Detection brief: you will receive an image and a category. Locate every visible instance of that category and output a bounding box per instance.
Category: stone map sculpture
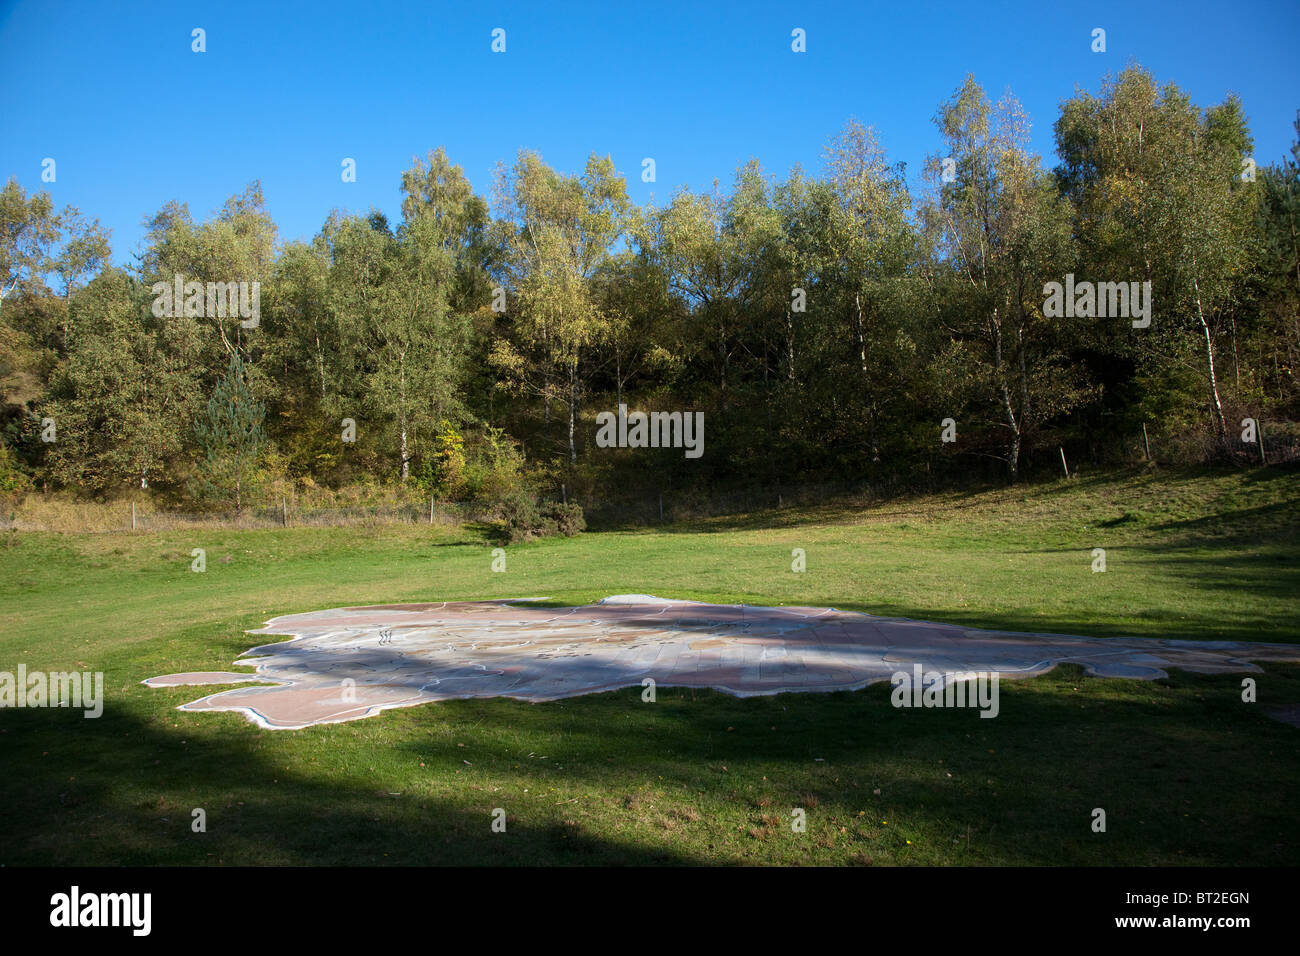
[144,595,1300,730]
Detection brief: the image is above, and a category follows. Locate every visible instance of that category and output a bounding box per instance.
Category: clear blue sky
[2,0,1297,266]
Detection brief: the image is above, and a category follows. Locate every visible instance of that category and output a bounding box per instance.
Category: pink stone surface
[143,595,1300,730]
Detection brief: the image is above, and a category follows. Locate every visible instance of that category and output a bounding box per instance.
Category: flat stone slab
[143,595,1300,729]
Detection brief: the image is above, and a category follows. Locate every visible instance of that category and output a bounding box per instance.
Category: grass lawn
[2,465,1298,865]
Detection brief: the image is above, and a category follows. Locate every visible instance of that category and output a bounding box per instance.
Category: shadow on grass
[4,661,1300,866]
[0,703,696,866]
[1145,499,1300,545]
[826,589,1299,644]
[588,483,1006,535]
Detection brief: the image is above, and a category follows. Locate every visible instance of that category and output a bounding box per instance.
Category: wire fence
[3,499,487,534]
[3,420,1294,534]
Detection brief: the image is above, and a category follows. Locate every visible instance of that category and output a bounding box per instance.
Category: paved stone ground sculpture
[144,595,1300,729]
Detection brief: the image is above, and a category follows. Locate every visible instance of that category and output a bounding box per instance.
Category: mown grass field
[2,466,1298,865]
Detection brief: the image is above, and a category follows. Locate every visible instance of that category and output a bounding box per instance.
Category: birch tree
[492,151,630,462]
[923,76,1077,481]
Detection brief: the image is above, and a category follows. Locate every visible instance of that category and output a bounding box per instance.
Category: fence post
[1058,447,1070,479]
[1142,422,1151,461]
[1259,421,1267,464]
[282,497,287,527]
[430,497,434,525]
[131,501,136,531]
[562,483,567,505]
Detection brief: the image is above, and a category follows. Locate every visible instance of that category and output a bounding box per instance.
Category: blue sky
[2,0,1297,266]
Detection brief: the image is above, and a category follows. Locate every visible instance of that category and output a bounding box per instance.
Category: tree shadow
[6,660,1298,866]
[0,703,698,866]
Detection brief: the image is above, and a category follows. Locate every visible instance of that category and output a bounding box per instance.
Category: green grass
[2,466,1299,865]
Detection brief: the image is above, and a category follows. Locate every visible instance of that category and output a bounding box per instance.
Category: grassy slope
[1,466,1298,865]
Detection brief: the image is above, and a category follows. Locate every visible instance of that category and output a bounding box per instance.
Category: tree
[642,162,773,415]
[0,178,59,318]
[321,197,471,482]
[1055,67,1259,443]
[819,120,919,464]
[140,183,277,374]
[193,351,267,515]
[492,151,631,463]
[590,247,681,409]
[1245,112,1300,414]
[52,208,110,302]
[923,75,1079,482]
[42,268,200,491]
[400,147,495,311]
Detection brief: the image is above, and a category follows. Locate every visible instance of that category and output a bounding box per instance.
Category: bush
[416,420,467,498]
[470,424,530,504]
[545,501,586,537]
[499,492,585,544]
[500,490,543,543]
[0,442,31,498]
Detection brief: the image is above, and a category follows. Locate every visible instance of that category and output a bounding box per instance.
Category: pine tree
[193,351,266,516]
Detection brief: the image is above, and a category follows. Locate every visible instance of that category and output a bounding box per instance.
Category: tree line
[1,66,1297,514]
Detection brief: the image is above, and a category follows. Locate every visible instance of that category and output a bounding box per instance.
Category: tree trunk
[786,308,795,382]
[543,326,551,427]
[855,293,868,377]
[567,361,577,464]
[718,326,729,413]
[1016,318,1031,428]
[399,352,410,480]
[992,308,1020,483]
[1193,277,1227,437]
[315,333,326,399]
[1002,382,1021,484]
